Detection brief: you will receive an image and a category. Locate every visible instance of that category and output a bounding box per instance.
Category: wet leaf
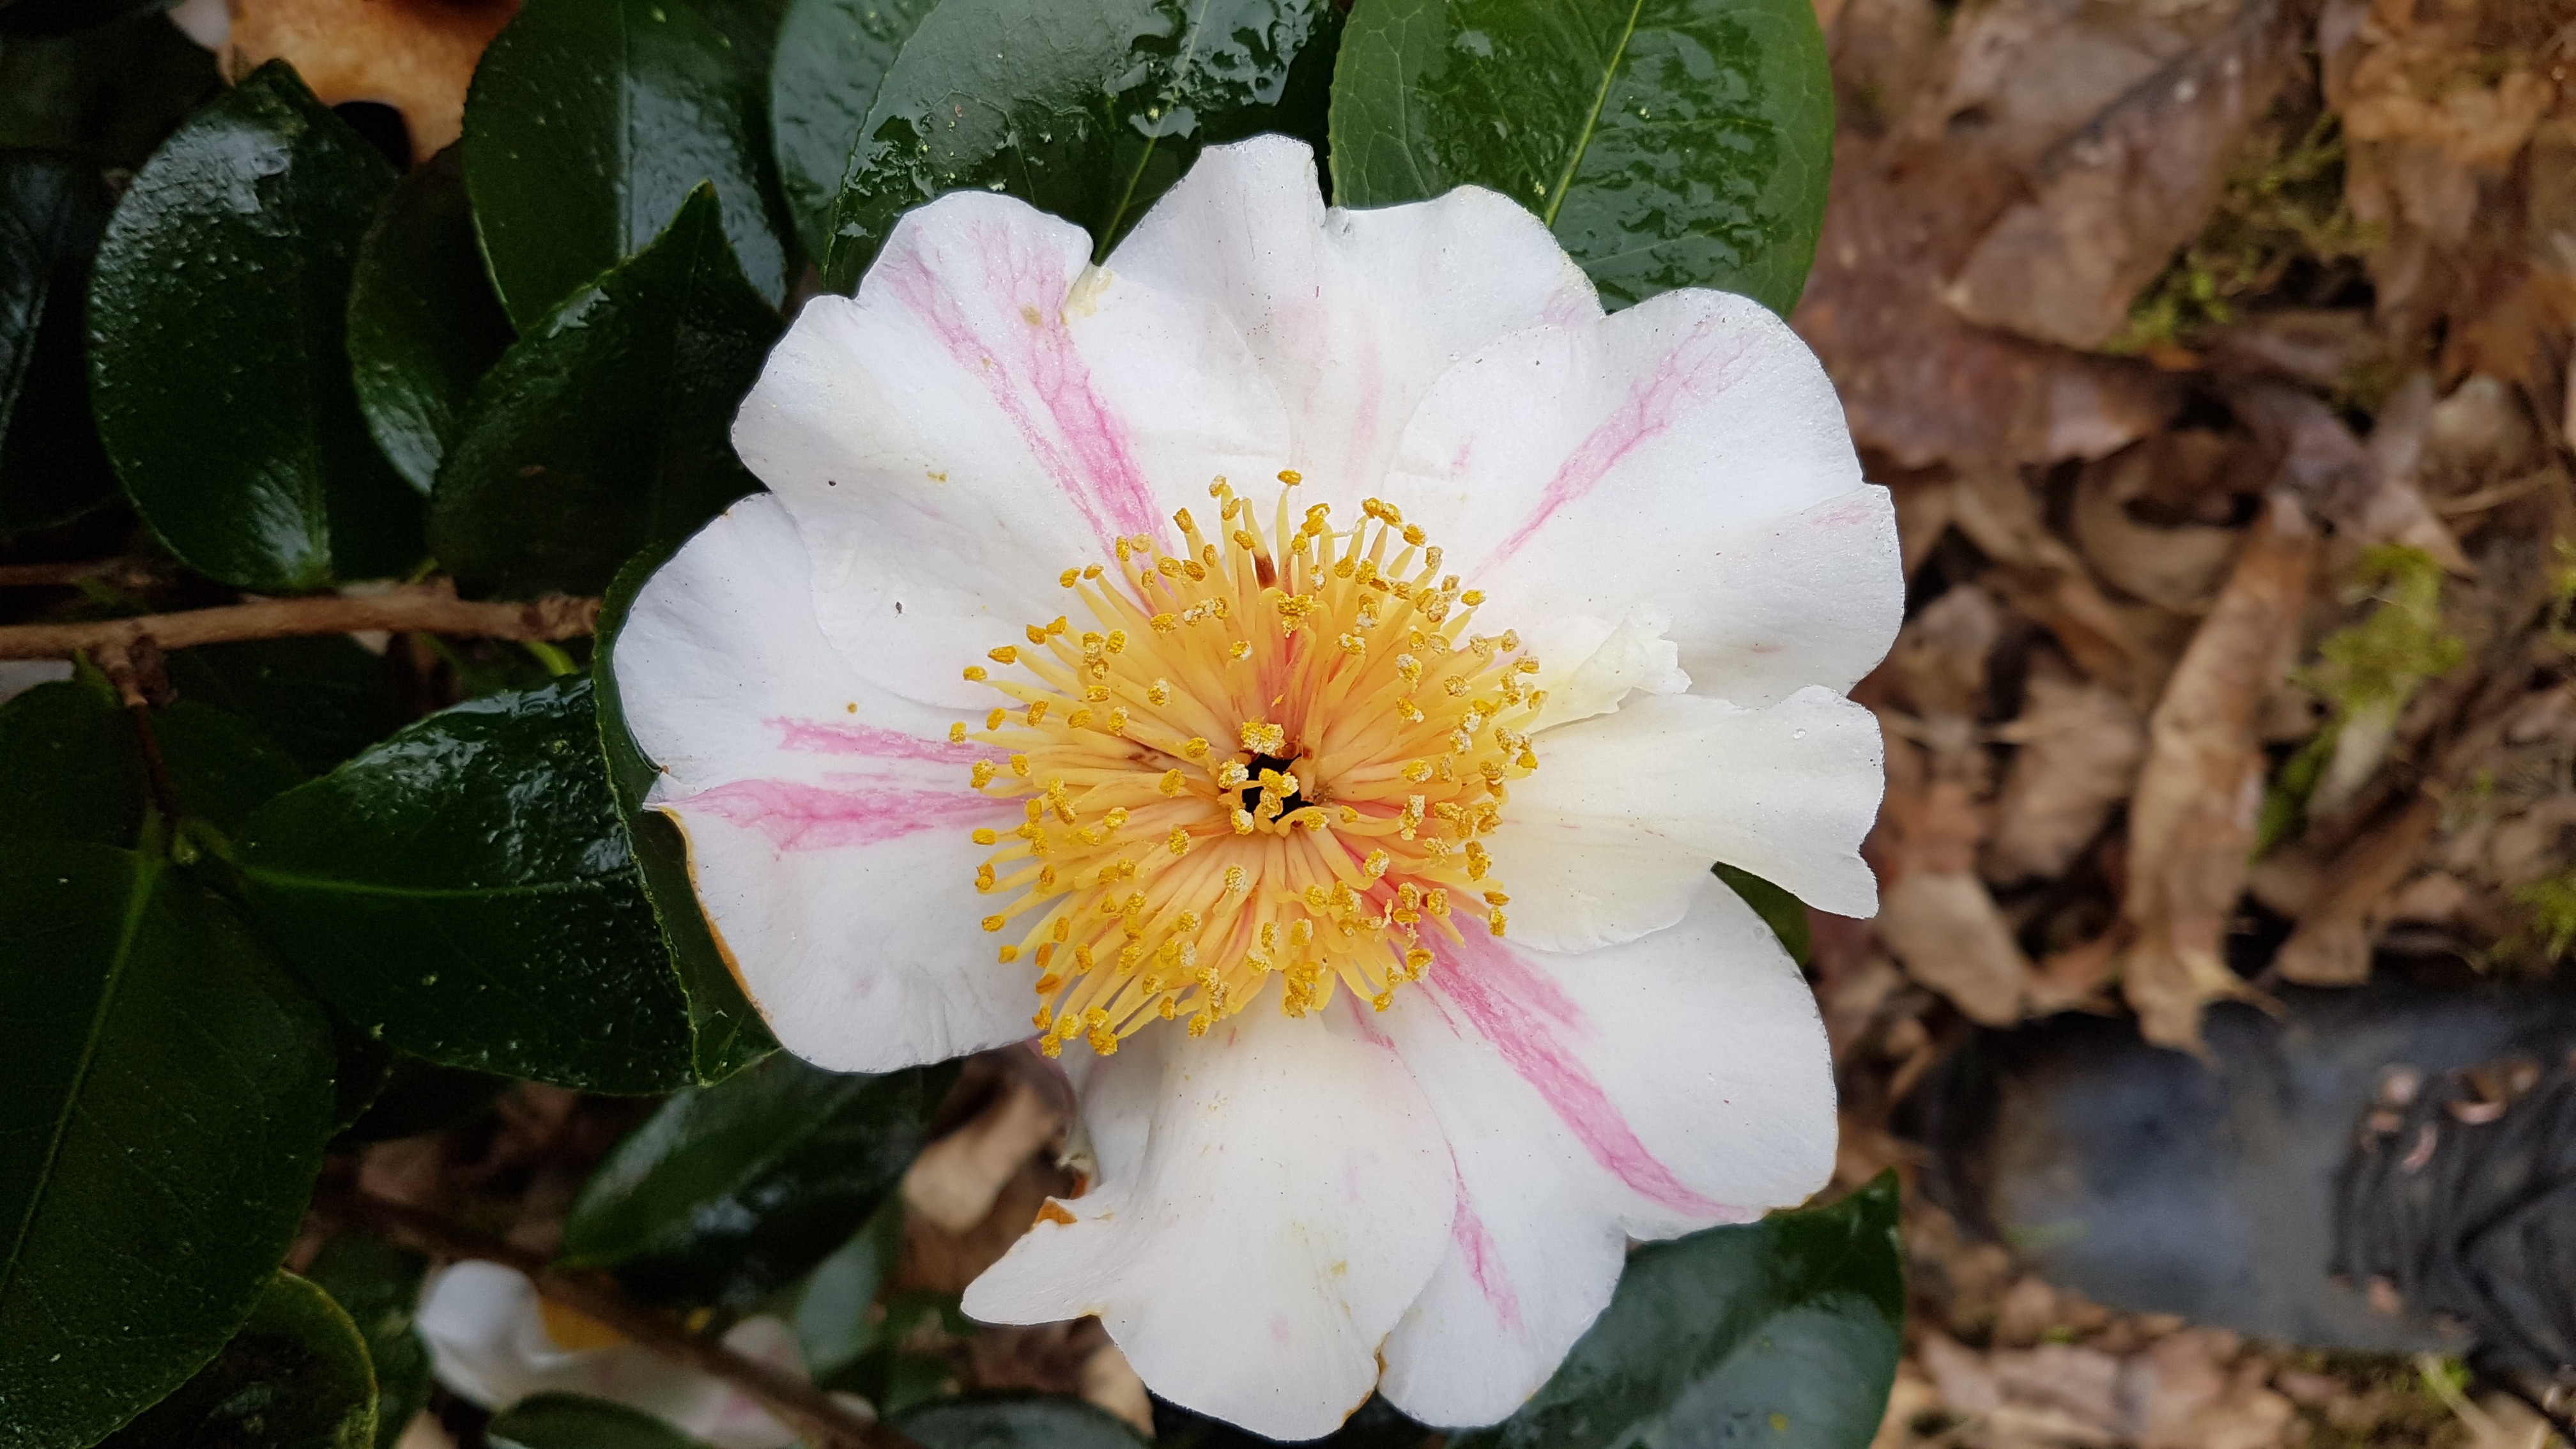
[238,678,695,1091]
[0,845,338,1449]
[100,1271,379,1449]
[1456,1174,1905,1449]
[767,0,936,261]
[463,0,790,326]
[0,668,308,848]
[429,187,779,600]
[347,145,516,494]
[1328,0,1834,314]
[0,149,115,532]
[487,1395,712,1449]
[821,0,1341,289]
[165,637,409,776]
[896,1398,1149,1449]
[562,1053,953,1305]
[88,61,419,592]
[302,1237,432,1449]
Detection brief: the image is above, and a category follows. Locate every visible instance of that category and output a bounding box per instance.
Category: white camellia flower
[615,136,1897,1439]
[415,1261,811,1448]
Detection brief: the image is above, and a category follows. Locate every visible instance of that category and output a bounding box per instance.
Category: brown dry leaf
[1951,470,2152,699]
[1989,658,2147,884]
[2120,493,2316,1050]
[1879,870,2037,1025]
[1943,0,2309,350]
[2070,438,2250,613]
[901,1078,1063,1234]
[223,0,518,161]
[2274,793,2443,985]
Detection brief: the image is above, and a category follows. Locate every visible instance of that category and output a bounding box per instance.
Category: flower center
[953,474,1543,1057]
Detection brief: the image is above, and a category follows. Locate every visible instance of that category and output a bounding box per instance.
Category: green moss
[2308,545,2464,717]
[2511,873,2576,962]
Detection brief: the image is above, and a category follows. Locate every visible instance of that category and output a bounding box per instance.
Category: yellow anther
[970,760,998,788]
[1066,709,1092,731]
[1149,613,1177,632]
[1167,827,1192,856]
[972,828,997,845]
[1239,721,1287,755]
[1025,623,1050,645]
[1157,769,1185,796]
[998,944,1020,963]
[988,645,1018,664]
[1483,889,1510,906]
[986,707,1008,730]
[1009,753,1032,777]
[1487,910,1508,937]
[949,722,967,743]
[1363,850,1391,880]
[1230,808,1255,835]
[1025,700,1050,726]
[963,665,988,682]
[1060,567,1080,588]
[1460,590,1485,606]
[1405,947,1433,976]
[1105,629,1127,652]
[1278,468,1302,485]
[1183,737,1209,760]
[982,914,1006,932]
[1147,679,1171,705]
[1229,640,1250,660]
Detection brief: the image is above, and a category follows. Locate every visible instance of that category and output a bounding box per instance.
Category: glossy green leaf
[88,61,420,591]
[1715,861,1809,965]
[487,1394,713,1449]
[302,1236,431,1449]
[462,0,789,328]
[594,537,776,1083]
[0,667,307,848]
[563,1053,953,1303]
[0,149,116,531]
[0,16,219,167]
[238,678,695,1092]
[1455,1174,1904,1449]
[429,186,779,600]
[339,1056,512,1143]
[820,0,1341,289]
[165,637,408,776]
[1328,0,1834,314]
[347,145,515,494]
[896,1399,1148,1449]
[0,845,339,1449]
[767,0,935,261]
[789,1198,903,1379]
[100,1270,379,1449]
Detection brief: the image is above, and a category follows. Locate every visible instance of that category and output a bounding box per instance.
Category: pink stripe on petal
[1451,1176,1523,1330]
[1432,930,1735,1219]
[767,716,992,765]
[1482,316,1756,572]
[680,777,1008,851]
[877,222,1159,557]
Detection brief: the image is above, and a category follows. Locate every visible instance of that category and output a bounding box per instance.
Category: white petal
[415,1262,802,1449]
[615,496,1031,1071]
[1374,877,1837,1425]
[1105,135,1598,509]
[1386,289,1900,707]
[962,994,1455,1441]
[1524,606,1692,732]
[1496,688,1884,952]
[733,190,1290,712]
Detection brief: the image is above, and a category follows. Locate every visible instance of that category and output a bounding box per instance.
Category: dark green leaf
[562,1053,953,1303]
[487,1394,714,1449]
[429,186,780,600]
[88,61,420,590]
[100,1271,379,1449]
[767,0,935,261]
[1455,1174,1904,1449]
[0,149,116,531]
[821,0,1341,289]
[462,0,789,328]
[338,1055,512,1143]
[788,1198,903,1379]
[1328,0,1835,314]
[0,845,339,1449]
[347,145,515,494]
[0,666,308,847]
[1715,862,1810,965]
[238,677,695,1092]
[594,537,776,1082]
[896,1398,1148,1449]
[302,1237,431,1449]
[0,0,171,39]
[165,637,408,776]
[0,16,217,167]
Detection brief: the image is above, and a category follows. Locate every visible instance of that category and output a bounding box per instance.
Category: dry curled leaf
[1990,659,2147,884]
[222,0,518,161]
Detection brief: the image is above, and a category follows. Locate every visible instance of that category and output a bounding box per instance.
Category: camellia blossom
[615,137,1897,1438]
[415,1261,811,1447]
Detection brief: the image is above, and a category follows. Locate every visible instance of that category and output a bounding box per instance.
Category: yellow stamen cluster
[956,474,1544,1055]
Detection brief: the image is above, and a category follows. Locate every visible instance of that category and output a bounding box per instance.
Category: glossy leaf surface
[1716,861,1811,965]
[822,0,1340,288]
[88,61,419,590]
[463,0,789,327]
[429,187,779,600]
[0,149,114,530]
[593,537,776,1082]
[98,1271,379,1449]
[562,1053,951,1303]
[1329,0,1834,314]
[0,845,337,1449]
[238,678,695,1092]
[1455,1174,1905,1449]
[302,1236,431,1449]
[0,670,307,847]
[166,637,409,776]
[487,1394,714,1449]
[898,1399,1150,1449]
[347,146,515,494]
[767,0,935,259]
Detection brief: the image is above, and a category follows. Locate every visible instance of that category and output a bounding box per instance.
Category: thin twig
[0,558,158,589]
[0,583,599,663]
[323,1191,921,1449]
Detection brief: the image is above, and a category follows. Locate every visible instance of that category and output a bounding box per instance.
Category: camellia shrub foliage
[0,0,1902,1446]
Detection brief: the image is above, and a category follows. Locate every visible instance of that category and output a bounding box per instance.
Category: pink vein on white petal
[679,778,1012,851]
[875,229,1161,558]
[1449,1175,1523,1330]
[1481,314,1757,572]
[766,717,995,765]
[1430,931,1740,1220]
